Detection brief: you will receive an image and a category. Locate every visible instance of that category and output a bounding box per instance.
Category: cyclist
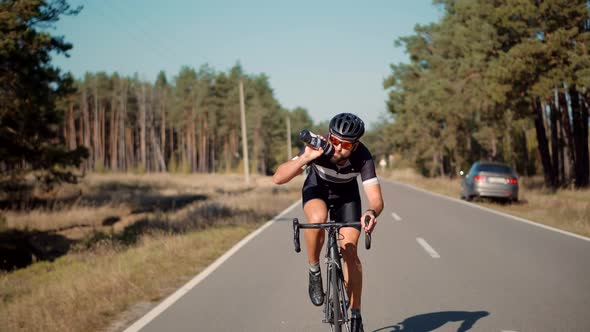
[273,113,384,332]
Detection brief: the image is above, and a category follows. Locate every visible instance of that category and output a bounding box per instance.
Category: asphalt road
[125,179,590,332]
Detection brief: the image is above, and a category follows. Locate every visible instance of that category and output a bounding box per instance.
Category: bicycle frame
[293,217,371,332]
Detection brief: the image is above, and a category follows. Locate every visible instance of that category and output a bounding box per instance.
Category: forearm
[272,157,310,184]
[364,184,384,216]
[367,198,384,216]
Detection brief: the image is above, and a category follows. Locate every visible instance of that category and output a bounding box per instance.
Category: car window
[477,164,513,174]
[466,164,476,176]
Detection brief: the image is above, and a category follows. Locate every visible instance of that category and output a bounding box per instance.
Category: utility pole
[239,79,250,184]
[286,115,292,160]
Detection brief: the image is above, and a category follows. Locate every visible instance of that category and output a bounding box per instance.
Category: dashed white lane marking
[123,200,301,332]
[416,238,440,258]
[387,179,590,243]
[391,212,402,221]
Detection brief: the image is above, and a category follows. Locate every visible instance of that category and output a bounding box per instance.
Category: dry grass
[499,186,590,237]
[383,168,590,238]
[0,226,258,332]
[0,172,303,332]
[4,204,131,234]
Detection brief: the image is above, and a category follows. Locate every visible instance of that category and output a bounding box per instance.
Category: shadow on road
[372,311,489,332]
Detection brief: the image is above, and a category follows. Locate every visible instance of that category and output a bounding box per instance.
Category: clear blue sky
[52,0,441,127]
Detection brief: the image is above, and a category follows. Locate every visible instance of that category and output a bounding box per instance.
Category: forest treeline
[383,0,590,188]
[61,67,316,175]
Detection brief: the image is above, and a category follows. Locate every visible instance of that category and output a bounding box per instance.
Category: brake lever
[364,215,372,250]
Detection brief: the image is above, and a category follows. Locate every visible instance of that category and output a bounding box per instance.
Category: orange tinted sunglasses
[329,134,355,150]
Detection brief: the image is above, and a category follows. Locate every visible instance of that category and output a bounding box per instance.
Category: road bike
[292,216,371,332]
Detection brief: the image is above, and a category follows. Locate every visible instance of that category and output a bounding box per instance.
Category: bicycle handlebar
[296,221,363,229]
[292,216,372,252]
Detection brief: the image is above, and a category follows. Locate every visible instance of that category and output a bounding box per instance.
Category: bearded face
[328,134,356,165]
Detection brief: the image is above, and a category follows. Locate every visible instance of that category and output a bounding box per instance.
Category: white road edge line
[385,179,590,243]
[123,199,302,332]
[391,212,402,221]
[416,237,440,258]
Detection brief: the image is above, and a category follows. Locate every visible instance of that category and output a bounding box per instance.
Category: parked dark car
[460,161,519,202]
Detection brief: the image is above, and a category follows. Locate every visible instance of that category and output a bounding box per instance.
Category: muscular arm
[272,146,322,184]
[364,183,384,216]
[361,183,384,233]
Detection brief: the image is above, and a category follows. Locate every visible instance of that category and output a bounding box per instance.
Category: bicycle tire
[331,261,341,332]
[338,271,351,331]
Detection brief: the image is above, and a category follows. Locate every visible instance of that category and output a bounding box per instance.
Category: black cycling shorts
[302,170,362,231]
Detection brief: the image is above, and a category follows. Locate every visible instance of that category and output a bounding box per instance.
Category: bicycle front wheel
[330,262,341,332]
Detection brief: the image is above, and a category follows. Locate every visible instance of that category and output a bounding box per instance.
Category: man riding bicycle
[273,113,384,332]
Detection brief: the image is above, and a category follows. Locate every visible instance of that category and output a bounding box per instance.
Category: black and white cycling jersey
[295,140,379,187]
[295,140,379,229]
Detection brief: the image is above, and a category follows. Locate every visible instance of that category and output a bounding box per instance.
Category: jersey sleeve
[359,146,379,186]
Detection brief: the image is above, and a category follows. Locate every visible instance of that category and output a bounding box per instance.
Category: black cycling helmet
[329,113,365,141]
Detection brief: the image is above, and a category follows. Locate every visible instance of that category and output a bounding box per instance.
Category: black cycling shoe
[350,315,364,332]
[308,270,324,306]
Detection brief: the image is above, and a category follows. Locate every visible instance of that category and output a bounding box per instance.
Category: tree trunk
[582,96,590,187]
[558,91,575,184]
[63,110,67,145]
[148,102,166,172]
[100,104,106,169]
[110,97,118,171]
[169,124,174,166]
[185,107,192,171]
[126,127,134,169]
[68,98,77,150]
[570,87,589,188]
[549,102,560,186]
[431,152,438,177]
[93,81,100,168]
[224,135,230,172]
[77,105,83,149]
[521,126,529,177]
[534,99,555,188]
[231,129,237,166]
[200,117,208,172]
[491,134,497,161]
[139,84,147,170]
[197,115,203,172]
[181,131,187,171]
[81,88,91,168]
[150,126,166,172]
[119,83,128,171]
[190,107,197,172]
[211,133,216,173]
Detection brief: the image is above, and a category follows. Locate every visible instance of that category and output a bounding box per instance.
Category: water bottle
[299,130,334,157]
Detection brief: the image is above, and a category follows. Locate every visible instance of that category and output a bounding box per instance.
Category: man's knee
[307,212,327,223]
[303,199,328,223]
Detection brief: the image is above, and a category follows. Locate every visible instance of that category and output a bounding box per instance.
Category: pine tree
[0,0,88,187]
